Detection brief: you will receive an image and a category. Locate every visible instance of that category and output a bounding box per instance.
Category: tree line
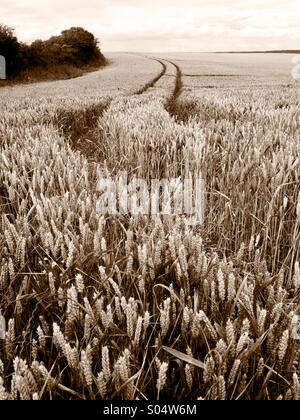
[0,24,106,79]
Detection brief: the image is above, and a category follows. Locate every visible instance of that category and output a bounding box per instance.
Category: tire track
[166,60,183,102]
[135,59,167,95]
[55,57,168,161]
[164,60,183,118]
[58,56,169,146]
[56,56,180,162]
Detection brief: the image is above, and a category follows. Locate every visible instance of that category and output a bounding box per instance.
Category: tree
[0,24,106,79]
[27,28,106,68]
[60,27,104,65]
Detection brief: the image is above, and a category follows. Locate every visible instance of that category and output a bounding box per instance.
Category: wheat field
[0,51,300,401]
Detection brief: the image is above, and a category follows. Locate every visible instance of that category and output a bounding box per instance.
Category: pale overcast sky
[1,0,299,52]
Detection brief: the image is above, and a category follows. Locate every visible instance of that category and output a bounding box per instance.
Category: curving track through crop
[135,59,167,95]
[164,59,183,118]
[57,56,184,161]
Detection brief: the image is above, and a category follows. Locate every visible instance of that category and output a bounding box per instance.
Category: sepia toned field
[1,52,300,400]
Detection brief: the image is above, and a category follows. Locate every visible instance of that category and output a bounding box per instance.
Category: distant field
[1,52,300,401]
[161,52,295,93]
[163,52,294,78]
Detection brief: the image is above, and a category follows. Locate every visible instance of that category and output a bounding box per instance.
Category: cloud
[0,0,299,51]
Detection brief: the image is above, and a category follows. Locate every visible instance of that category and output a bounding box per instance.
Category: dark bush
[27,27,106,69]
[0,24,106,80]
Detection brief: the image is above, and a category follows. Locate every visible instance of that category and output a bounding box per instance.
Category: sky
[1,0,299,52]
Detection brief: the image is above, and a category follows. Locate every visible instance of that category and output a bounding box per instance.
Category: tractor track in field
[135,59,167,95]
[164,59,183,119]
[53,56,167,161]
[56,56,183,161]
[57,56,168,140]
[165,60,183,103]
[135,56,183,105]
